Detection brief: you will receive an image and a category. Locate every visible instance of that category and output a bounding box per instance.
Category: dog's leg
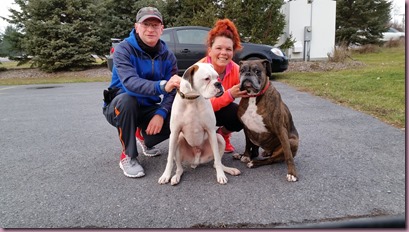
[247,137,298,182]
[158,130,180,184]
[208,131,228,184]
[277,128,297,182]
[218,138,241,177]
[233,132,256,163]
[171,146,184,185]
[247,147,284,167]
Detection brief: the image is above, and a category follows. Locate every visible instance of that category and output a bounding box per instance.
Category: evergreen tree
[4,0,292,71]
[336,0,392,46]
[163,0,217,27]
[221,0,287,46]
[97,0,136,45]
[0,34,4,57]
[9,0,102,72]
[96,0,168,58]
[0,25,24,58]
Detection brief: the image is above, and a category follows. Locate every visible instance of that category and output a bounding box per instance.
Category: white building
[279,0,337,61]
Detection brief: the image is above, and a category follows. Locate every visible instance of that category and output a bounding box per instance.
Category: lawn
[274,45,405,129]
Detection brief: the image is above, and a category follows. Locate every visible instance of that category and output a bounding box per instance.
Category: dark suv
[107,26,288,75]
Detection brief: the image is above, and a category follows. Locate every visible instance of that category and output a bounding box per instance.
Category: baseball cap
[136,7,163,24]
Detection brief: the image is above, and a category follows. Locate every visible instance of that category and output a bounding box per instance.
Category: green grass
[0,61,33,69]
[0,76,110,85]
[0,59,110,85]
[274,46,405,129]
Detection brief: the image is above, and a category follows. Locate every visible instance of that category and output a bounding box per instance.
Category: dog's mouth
[240,78,260,94]
[215,82,224,97]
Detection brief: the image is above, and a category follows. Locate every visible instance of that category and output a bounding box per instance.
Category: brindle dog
[234,59,299,181]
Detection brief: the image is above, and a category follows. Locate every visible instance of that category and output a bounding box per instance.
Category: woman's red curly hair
[207,18,242,52]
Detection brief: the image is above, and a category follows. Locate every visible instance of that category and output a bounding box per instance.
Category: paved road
[0,82,405,228]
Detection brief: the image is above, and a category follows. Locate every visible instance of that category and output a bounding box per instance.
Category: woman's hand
[229,84,248,98]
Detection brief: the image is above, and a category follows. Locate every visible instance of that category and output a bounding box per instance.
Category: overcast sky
[0,0,406,33]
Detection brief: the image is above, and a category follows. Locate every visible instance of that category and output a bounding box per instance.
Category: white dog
[158,63,241,185]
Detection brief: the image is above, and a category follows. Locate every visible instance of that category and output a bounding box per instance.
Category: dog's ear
[182,64,199,86]
[262,59,271,78]
[182,64,199,92]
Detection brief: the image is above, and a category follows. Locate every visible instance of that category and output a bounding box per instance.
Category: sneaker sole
[119,162,145,178]
[136,139,161,157]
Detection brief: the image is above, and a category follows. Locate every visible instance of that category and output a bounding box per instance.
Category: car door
[161,29,176,54]
[173,27,208,74]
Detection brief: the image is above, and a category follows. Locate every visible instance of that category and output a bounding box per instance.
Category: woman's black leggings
[214,102,243,132]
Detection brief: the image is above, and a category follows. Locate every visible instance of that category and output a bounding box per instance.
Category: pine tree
[0,25,24,58]
[9,0,102,72]
[336,0,392,46]
[221,0,287,46]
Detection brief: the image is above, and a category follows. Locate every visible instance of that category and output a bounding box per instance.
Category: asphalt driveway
[0,81,405,228]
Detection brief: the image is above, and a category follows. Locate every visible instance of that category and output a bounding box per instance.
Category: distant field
[274,45,405,129]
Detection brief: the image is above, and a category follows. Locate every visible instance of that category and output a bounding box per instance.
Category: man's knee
[115,93,138,112]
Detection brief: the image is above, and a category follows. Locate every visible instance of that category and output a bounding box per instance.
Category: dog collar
[177,89,200,100]
[246,81,270,97]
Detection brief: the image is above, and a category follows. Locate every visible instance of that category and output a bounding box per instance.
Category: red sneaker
[135,127,144,142]
[135,127,161,157]
[120,152,127,160]
[119,152,145,178]
[217,128,235,153]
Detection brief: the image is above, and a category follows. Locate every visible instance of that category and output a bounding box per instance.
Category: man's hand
[145,115,164,135]
[165,74,181,93]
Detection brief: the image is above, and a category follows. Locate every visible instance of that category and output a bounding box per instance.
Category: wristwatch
[159,80,167,93]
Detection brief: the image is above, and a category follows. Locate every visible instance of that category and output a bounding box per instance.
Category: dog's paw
[170,175,181,185]
[261,150,271,157]
[158,175,171,184]
[286,174,298,182]
[217,175,228,184]
[240,156,251,163]
[230,168,241,176]
[232,153,242,160]
[222,165,241,176]
[247,161,254,168]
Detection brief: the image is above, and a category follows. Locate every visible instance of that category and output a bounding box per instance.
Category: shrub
[383,39,404,48]
[351,44,381,54]
[327,45,351,63]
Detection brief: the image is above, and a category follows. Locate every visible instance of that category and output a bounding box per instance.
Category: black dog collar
[177,89,200,100]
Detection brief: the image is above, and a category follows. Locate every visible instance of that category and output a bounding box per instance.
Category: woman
[198,19,248,153]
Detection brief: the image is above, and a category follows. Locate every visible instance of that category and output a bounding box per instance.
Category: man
[103,7,180,178]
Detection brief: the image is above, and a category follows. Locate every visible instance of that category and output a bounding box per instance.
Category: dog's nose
[214,82,222,88]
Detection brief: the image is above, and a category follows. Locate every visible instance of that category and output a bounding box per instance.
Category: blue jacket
[109,29,178,119]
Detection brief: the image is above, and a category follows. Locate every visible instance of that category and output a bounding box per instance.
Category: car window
[161,31,172,43]
[176,29,208,45]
